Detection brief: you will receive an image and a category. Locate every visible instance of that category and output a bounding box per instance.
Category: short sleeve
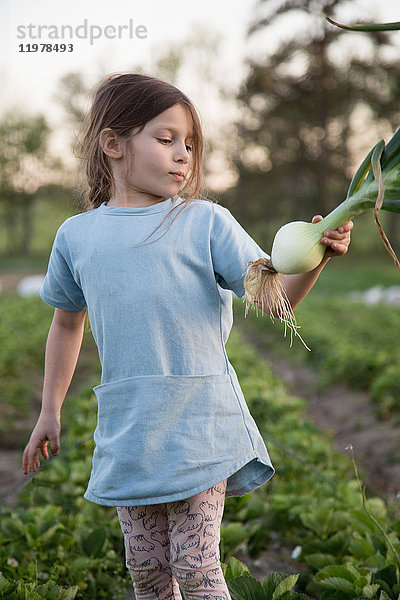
[210,204,270,298]
[40,226,87,311]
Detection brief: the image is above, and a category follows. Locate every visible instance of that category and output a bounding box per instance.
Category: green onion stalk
[325,16,400,32]
[243,128,400,347]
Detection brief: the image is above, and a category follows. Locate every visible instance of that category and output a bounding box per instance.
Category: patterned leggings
[116,479,231,600]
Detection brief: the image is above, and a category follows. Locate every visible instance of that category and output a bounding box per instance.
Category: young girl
[22,73,352,600]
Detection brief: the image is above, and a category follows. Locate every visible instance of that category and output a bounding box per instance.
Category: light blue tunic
[40,196,275,506]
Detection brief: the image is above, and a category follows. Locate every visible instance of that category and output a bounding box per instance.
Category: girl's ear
[100,128,124,159]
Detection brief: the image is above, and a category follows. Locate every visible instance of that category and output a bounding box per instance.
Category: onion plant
[243,128,400,347]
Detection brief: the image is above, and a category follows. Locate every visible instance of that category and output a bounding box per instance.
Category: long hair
[75,73,208,242]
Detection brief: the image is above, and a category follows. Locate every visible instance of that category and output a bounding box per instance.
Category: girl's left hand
[312,215,353,257]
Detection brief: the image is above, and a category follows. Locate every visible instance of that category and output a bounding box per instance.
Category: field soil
[235,322,400,501]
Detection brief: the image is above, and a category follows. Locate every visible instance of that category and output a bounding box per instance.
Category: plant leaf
[279,593,309,600]
[364,130,400,184]
[325,16,400,31]
[0,571,16,593]
[228,575,265,600]
[361,583,380,598]
[314,565,359,583]
[81,527,106,557]
[372,564,398,588]
[224,556,251,581]
[349,534,376,559]
[380,127,400,170]
[304,553,337,569]
[316,576,355,592]
[263,572,288,599]
[347,144,376,198]
[220,522,249,549]
[371,140,385,181]
[272,574,299,598]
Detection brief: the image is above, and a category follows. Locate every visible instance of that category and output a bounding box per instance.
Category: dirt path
[235,323,400,501]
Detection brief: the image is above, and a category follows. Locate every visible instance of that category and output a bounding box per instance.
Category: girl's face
[114,103,194,207]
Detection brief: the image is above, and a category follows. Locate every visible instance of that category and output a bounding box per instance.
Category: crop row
[234,293,400,419]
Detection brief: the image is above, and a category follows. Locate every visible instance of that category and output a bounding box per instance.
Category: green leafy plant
[227,571,308,600]
[0,570,79,599]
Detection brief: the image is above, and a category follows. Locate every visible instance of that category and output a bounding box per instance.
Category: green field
[0,291,399,599]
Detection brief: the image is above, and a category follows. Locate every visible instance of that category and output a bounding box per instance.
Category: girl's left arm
[280,216,353,310]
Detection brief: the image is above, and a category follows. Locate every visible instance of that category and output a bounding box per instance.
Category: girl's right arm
[22,307,87,474]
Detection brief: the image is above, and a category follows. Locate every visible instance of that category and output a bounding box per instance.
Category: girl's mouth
[170,172,184,182]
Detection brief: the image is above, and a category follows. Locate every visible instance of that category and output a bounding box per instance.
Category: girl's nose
[174,142,190,163]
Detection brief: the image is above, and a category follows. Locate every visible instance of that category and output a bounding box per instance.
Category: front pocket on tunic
[87,373,273,503]
[92,374,248,464]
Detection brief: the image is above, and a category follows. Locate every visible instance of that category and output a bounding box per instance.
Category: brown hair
[75,72,208,243]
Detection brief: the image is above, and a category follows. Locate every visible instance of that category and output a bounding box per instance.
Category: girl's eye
[157,138,192,152]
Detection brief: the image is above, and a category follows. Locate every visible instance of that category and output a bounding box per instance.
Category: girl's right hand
[22,413,61,474]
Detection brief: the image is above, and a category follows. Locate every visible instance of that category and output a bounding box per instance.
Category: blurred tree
[0,113,62,256]
[153,46,183,83]
[53,72,89,125]
[224,0,400,250]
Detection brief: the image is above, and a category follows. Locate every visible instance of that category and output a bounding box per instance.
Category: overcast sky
[2,1,253,114]
[1,0,399,166]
